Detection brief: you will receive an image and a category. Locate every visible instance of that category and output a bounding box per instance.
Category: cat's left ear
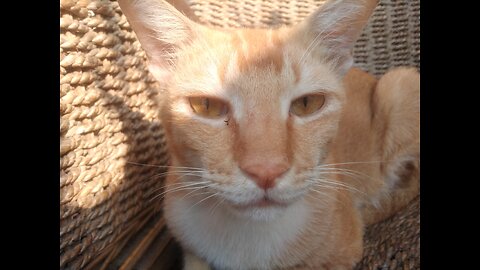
[300,0,378,75]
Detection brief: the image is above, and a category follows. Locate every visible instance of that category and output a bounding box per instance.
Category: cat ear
[301,0,378,75]
[118,0,198,82]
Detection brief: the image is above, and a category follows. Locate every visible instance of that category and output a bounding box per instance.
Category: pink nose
[241,162,289,190]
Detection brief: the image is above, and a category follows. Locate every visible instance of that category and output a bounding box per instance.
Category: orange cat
[118,0,420,269]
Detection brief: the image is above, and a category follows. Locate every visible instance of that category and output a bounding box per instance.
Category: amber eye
[188,97,228,118]
[290,94,325,116]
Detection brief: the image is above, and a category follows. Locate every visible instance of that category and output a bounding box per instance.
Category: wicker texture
[188,0,420,76]
[60,0,168,269]
[356,196,420,270]
[59,0,420,269]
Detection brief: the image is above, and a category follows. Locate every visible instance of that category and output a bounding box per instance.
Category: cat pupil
[303,96,308,108]
[204,98,210,110]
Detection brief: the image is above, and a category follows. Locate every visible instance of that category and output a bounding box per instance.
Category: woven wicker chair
[60,0,420,269]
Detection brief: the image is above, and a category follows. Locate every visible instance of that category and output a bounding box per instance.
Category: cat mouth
[232,197,288,209]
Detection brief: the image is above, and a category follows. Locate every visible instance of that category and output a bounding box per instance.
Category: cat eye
[188,97,229,118]
[290,94,326,117]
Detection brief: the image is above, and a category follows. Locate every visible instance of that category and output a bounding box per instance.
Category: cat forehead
[174,27,292,79]
[227,29,287,75]
[172,27,341,98]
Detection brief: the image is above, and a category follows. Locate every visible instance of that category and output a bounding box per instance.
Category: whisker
[180,188,213,201]
[131,163,209,183]
[160,181,210,193]
[308,188,343,206]
[299,28,323,64]
[146,170,223,186]
[149,186,207,203]
[148,180,211,194]
[152,170,206,176]
[126,161,207,171]
[149,182,210,202]
[308,178,366,195]
[188,192,219,212]
[312,161,384,184]
[307,178,367,197]
[148,171,207,183]
[316,160,386,167]
[208,197,226,216]
[314,168,378,184]
[161,180,211,187]
[305,193,335,208]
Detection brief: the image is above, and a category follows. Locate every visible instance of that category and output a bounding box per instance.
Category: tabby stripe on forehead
[291,60,301,84]
[232,29,285,74]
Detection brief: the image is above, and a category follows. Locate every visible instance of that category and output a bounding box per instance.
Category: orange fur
[118,0,419,269]
[233,29,285,74]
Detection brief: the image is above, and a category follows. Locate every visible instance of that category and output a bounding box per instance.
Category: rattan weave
[60,0,420,269]
[60,1,168,268]
[188,0,420,75]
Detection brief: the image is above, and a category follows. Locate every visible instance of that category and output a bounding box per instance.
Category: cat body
[118,0,420,269]
[164,67,419,270]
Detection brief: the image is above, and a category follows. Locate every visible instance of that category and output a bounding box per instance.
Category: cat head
[119,0,377,221]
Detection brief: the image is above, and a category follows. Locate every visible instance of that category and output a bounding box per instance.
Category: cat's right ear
[118,0,198,82]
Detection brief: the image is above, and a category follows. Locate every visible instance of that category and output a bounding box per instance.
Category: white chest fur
[164,196,311,270]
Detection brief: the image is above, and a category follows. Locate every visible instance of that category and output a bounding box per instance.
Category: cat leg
[363,67,420,225]
[183,251,211,270]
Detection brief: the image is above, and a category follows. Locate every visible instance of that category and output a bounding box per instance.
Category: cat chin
[226,202,290,222]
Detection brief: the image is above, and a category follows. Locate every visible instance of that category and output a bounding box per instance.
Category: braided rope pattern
[60,0,168,268]
[189,0,420,76]
[355,197,420,269]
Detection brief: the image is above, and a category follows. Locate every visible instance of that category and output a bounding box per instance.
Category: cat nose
[241,162,289,190]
